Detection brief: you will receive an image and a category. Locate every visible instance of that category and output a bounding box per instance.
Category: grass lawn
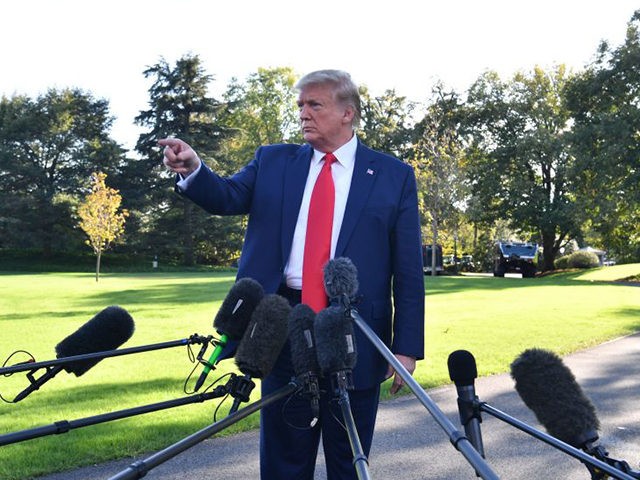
[0,265,638,479]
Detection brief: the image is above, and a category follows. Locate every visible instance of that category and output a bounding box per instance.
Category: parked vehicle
[494,241,538,278]
[422,244,443,275]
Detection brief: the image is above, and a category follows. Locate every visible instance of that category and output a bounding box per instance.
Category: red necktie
[302,153,337,312]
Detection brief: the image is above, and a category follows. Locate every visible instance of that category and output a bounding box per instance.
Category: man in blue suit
[160,69,424,480]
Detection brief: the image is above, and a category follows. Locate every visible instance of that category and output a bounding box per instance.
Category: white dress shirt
[284,134,358,289]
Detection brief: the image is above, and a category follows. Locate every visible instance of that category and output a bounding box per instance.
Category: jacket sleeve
[390,165,425,359]
[176,152,261,216]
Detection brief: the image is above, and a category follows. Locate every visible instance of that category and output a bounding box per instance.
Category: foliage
[134,54,234,266]
[77,172,128,281]
[564,10,640,263]
[0,88,126,257]
[220,66,300,169]
[410,85,468,273]
[567,250,600,269]
[554,255,570,270]
[358,86,416,159]
[5,11,640,268]
[460,66,582,270]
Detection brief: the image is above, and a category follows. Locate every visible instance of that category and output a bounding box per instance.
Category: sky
[1,0,638,152]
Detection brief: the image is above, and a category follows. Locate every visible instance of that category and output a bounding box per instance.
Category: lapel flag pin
[366,168,374,175]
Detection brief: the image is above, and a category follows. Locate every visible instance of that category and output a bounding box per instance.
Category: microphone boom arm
[345,303,499,480]
[108,381,300,480]
[0,335,211,376]
[0,388,228,447]
[479,401,639,480]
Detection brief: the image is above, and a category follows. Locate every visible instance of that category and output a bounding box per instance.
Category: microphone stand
[108,381,300,480]
[0,387,227,447]
[478,401,640,480]
[329,368,372,480]
[0,335,211,376]
[342,297,499,480]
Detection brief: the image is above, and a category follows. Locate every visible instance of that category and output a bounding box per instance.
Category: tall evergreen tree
[135,54,232,265]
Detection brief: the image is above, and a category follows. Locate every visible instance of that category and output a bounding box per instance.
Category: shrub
[554,255,570,270]
[567,251,600,269]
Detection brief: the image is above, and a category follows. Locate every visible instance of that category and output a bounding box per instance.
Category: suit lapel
[336,142,378,256]
[281,144,313,263]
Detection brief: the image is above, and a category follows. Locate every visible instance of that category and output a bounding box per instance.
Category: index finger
[158,138,181,148]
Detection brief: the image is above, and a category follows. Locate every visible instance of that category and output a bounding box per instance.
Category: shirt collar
[311,134,358,168]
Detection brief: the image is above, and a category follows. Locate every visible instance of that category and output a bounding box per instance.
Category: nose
[299,104,311,121]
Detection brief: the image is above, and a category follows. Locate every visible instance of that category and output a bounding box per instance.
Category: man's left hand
[386,354,416,395]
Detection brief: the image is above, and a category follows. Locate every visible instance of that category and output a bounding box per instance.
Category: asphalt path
[36,331,640,480]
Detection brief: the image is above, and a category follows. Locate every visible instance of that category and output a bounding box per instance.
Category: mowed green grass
[0,266,639,479]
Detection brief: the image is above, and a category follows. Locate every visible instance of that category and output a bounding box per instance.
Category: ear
[342,105,355,125]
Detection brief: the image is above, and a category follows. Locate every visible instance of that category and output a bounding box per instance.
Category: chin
[303,132,319,145]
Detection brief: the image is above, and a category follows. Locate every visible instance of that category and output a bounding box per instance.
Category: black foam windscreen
[314,306,357,374]
[234,294,291,378]
[323,257,359,301]
[214,277,264,339]
[288,303,319,376]
[510,348,600,447]
[448,350,478,387]
[55,306,135,376]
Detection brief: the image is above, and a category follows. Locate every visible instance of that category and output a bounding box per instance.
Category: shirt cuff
[176,160,202,190]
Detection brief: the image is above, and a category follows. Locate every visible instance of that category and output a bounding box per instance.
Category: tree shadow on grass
[81,278,236,308]
[426,273,640,297]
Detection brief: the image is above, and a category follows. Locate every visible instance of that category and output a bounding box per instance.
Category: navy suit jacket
[178,140,425,389]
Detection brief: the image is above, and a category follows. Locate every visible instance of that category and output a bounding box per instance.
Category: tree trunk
[182,201,195,266]
[541,231,556,272]
[431,215,438,277]
[96,250,102,282]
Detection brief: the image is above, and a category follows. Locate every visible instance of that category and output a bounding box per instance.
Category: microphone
[447,350,486,459]
[510,348,600,448]
[511,348,640,478]
[194,278,264,391]
[314,305,357,395]
[323,257,359,305]
[231,294,291,412]
[14,306,135,402]
[314,305,374,479]
[288,303,320,427]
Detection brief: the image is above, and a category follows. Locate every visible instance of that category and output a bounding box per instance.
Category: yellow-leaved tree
[78,172,128,282]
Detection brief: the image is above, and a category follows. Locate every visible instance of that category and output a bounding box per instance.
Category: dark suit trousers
[260,286,380,480]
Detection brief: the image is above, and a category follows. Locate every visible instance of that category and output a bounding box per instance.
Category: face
[297,83,354,153]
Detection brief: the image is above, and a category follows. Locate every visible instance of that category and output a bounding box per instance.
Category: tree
[565,10,640,262]
[78,172,128,281]
[135,54,232,265]
[460,66,579,271]
[409,85,467,275]
[359,87,416,159]
[0,89,125,257]
[200,67,302,264]
[220,66,300,171]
